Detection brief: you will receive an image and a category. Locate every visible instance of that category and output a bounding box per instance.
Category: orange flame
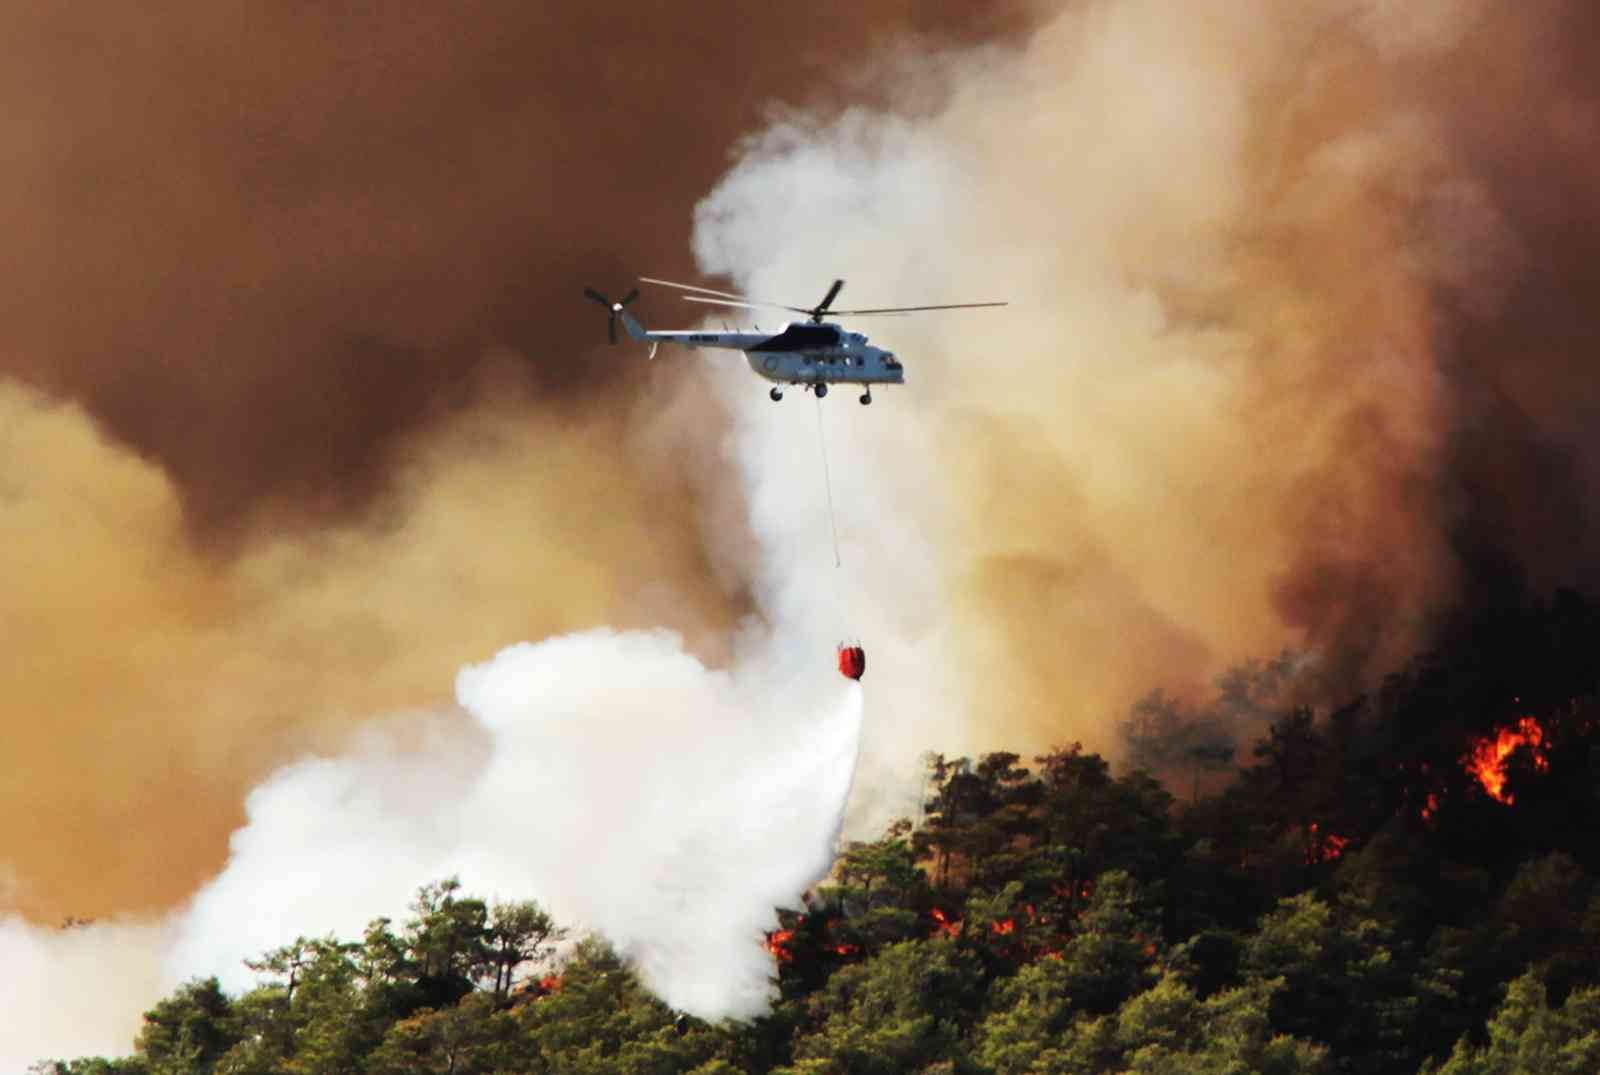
[991,918,1016,936]
[538,974,564,995]
[1421,792,1440,823]
[1304,822,1352,865]
[764,928,797,963]
[930,908,963,938]
[828,943,859,957]
[1464,717,1550,804]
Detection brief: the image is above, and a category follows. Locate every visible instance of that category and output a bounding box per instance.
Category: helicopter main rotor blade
[830,301,1010,315]
[620,287,639,306]
[644,275,1010,318]
[640,276,763,303]
[584,287,612,306]
[814,279,845,316]
[681,295,813,315]
[641,275,816,314]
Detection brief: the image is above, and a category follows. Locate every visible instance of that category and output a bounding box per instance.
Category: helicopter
[583,277,1006,404]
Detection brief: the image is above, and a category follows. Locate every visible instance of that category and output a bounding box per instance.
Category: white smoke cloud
[0,368,889,1068]
[4,333,904,1066]
[166,628,863,1019]
[5,631,866,1068]
[0,917,167,1071]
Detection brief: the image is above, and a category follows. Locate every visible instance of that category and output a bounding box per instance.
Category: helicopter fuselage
[624,317,906,388]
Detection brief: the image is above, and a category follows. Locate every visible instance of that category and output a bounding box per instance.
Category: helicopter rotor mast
[809,279,845,323]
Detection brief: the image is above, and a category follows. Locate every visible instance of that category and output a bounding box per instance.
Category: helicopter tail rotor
[584,286,640,344]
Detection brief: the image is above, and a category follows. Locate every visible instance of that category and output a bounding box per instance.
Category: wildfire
[764,929,797,963]
[991,918,1016,936]
[1421,792,1440,823]
[538,974,564,995]
[930,908,963,938]
[828,943,859,957]
[1050,881,1093,902]
[1304,822,1352,865]
[1464,717,1550,804]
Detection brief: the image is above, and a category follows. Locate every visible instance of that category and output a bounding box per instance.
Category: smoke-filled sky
[6,0,1600,1064]
[0,0,1032,924]
[693,0,1600,741]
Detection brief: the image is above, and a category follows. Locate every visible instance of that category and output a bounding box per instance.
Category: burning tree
[1463,716,1550,804]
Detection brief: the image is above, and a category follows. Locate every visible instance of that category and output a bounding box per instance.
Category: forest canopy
[40,592,1600,1074]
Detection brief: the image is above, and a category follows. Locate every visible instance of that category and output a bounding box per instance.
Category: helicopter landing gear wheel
[859,390,872,405]
[769,387,783,401]
[815,383,829,398]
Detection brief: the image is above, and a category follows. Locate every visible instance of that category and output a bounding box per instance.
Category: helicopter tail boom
[616,306,650,343]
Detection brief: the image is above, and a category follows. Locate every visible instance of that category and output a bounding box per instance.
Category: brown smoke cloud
[951,0,1600,739]
[0,2,1033,531]
[0,366,730,921]
[0,4,1042,924]
[692,0,1600,752]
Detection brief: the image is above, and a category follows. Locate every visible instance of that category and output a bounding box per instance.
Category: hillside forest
[41,591,1600,1074]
